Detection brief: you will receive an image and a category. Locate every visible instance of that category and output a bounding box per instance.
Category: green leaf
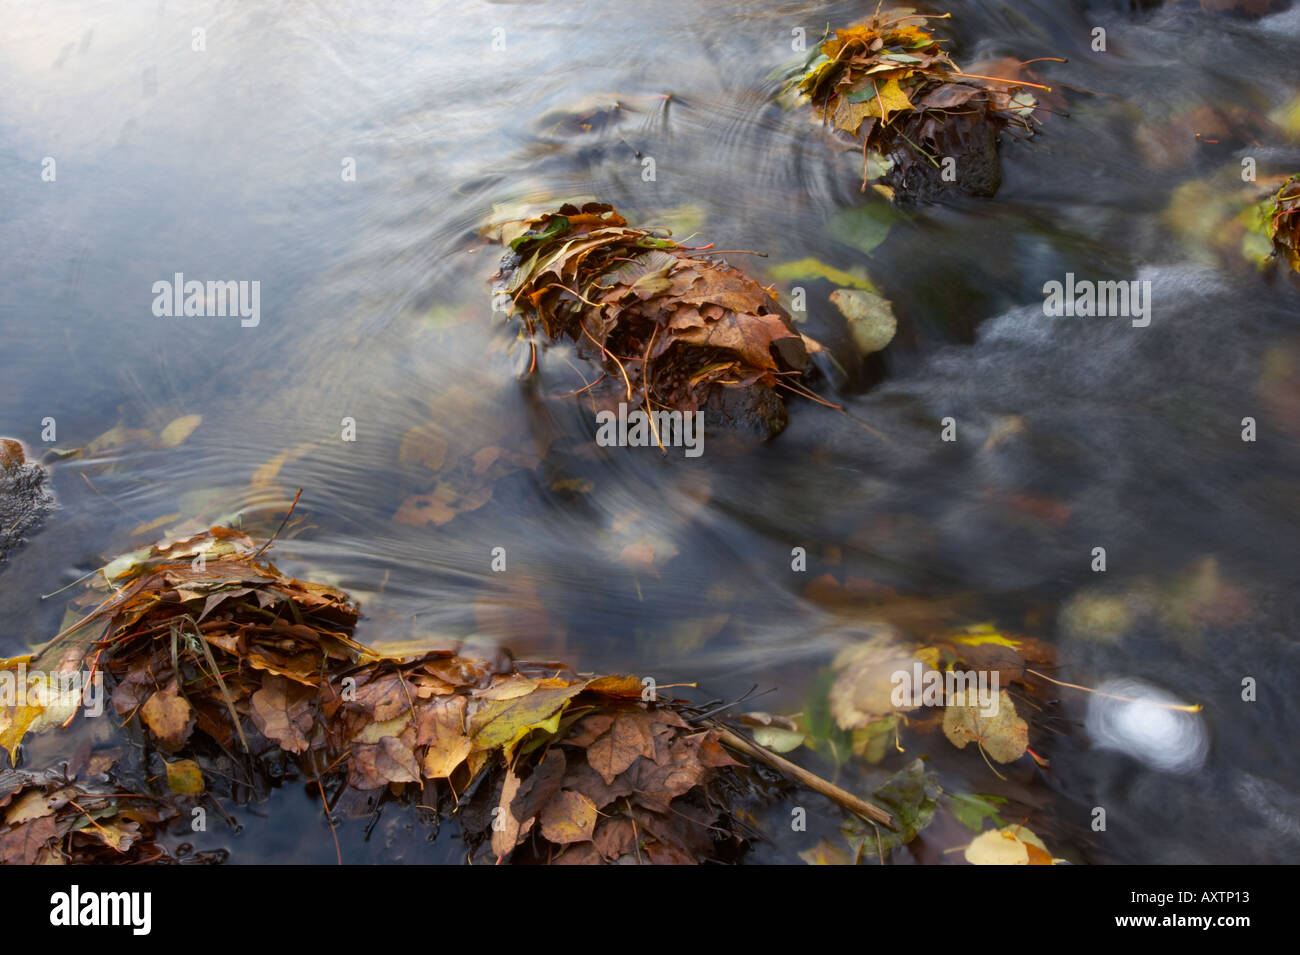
[768,257,878,291]
[827,204,900,255]
[830,287,897,355]
[947,792,1008,832]
[509,215,569,252]
[844,758,940,859]
[802,669,852,764]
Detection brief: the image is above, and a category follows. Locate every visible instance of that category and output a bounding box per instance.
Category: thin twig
[713,724,895,829]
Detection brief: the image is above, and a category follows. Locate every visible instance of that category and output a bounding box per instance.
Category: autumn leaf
[490,202,807,431]
[250,675,315,753]
[82,820,142,853]
[947,792,1008,832]
[829,637,927,730]
[418,696,473,779]
[0,703,43,765]
[4,788,56,826]
[164,759,204,796]
[351,736,422,789]
[0,816,58,864]
[780,9,1041,198]
[158,414,201,449]
[140,685,195,751]
[965,825,1055,865]
[942,689,1028,765]
[540,790,600,844]
[469,683,585,757]
[586,710,657,784]
[830,287,897,355]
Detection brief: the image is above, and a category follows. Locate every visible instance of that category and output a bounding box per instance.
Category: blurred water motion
[1086,677,1208,775]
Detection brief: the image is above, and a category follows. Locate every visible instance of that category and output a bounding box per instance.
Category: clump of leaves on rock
[0,766,190,865]
[781,9,1044,199]
[0,439,54,567]
[489,202,809,439]
[1267,173,1300,273]
[1,527,751,864]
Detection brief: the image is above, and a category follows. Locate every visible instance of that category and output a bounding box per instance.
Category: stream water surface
[3,0,1300,863]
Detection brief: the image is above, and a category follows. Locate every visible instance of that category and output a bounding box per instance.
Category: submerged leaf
[942,689,1028,764]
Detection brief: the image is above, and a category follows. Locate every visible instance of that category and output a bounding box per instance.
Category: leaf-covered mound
[782,10,1042,200]
[1268,174,1300,273]
[1,528,755,864]
[490,202,809,439]
[0,438,54,567]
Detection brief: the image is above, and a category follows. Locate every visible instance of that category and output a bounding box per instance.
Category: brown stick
[714,725,896,830]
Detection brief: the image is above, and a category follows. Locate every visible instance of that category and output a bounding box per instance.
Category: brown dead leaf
[140,685,195,751]
[250,676,315,753]
[540,790,599,844]
[586,710,658,784]
[0,815,58,864]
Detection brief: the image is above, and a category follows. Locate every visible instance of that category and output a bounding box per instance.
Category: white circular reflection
[1085,677,1207,774]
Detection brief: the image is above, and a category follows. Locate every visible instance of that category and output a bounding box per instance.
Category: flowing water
[3,0,1300,863]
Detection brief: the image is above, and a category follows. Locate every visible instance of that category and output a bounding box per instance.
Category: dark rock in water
[703,384,789,441]
[0,438,55,567]
[885,106,1003,201]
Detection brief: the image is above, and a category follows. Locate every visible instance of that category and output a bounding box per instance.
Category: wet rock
[884,106,1004,201]
[702,384,789,441]
[0,438,55,567]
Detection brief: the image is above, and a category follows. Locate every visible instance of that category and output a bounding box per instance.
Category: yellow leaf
[158,414,202,448]
[130,513,182,537]
[351,715,411,744]
[965,825,1056,865]
[539,790,599,844]
[251,442,316,488]
[866,76,914,124]
[4,789,55,825]
[833,96,875,136]
[469,684,585,758]
[965,827,1028,865]
[399,425,447,471]
[164,759,204,795]
[942,689,1028,764]
[83,426,153,456]
[950,626,1021,649]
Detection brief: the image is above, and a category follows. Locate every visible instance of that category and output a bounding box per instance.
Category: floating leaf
[830,288,897,354]
[158,415,202,449]
[965,825,1055,865]
[947,792,1008,832]
[942,689,1028,765]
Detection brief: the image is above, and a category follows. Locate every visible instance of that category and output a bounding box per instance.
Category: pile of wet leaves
[1268,174,1300,273]
[490,202,809,439]
[0,527,769,864]
[0,439,54,568]
[781,9,1044,200]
